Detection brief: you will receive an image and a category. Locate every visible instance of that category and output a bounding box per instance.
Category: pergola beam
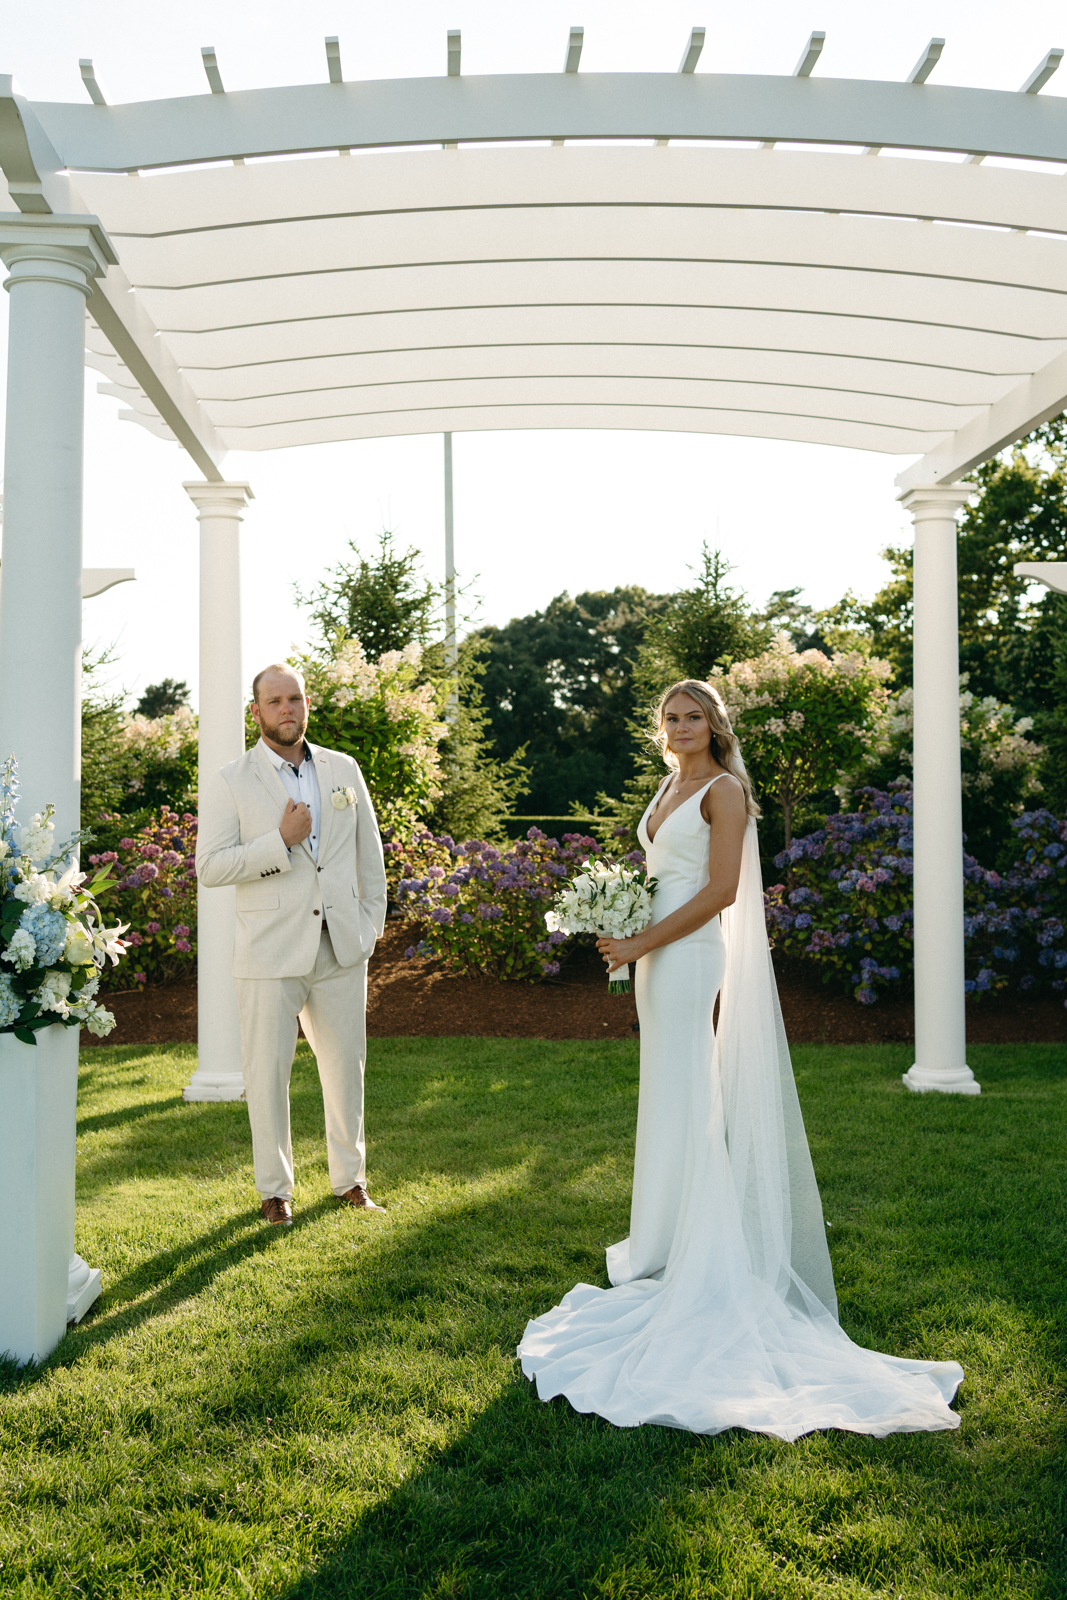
[0,81,226,478]
[678,28,705,75]
[78,59,107,106]
[896,346,1067,489]
[793,32,825,79]
[27,72,1067,172]
[564,28,584,74]
[907,38,944,86]
[201,47,226,96]
[1020,48,1063,95]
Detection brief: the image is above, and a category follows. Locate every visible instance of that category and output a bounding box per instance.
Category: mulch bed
[83,922,1066,1048]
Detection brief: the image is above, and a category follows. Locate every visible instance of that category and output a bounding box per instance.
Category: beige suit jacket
[196,740,387,980]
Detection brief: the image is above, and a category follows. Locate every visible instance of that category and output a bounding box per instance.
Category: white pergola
[3,28,1067,1358]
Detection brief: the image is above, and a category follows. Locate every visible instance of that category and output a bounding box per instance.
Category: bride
[517,679,963,1440]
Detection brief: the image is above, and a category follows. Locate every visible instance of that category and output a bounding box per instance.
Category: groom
[196,663,387,1225]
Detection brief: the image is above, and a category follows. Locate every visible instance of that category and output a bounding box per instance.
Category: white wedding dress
[518,777,963,1440]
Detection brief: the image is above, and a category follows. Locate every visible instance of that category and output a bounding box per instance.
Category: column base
[182,1070,246,1103]
[903,1064,981,1096]
[67,1253,102,1324]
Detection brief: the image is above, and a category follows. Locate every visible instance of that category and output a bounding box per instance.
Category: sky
[1,0,1063,709]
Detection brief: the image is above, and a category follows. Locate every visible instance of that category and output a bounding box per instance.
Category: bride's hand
[596,934,645,973]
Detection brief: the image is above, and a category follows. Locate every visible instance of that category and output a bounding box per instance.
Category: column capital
[0,214,116,298]
[898,483,973,520]
[183,480,254,517]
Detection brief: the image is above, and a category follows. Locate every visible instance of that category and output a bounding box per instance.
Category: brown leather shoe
[261,1196,293,1226]
[338,1184,386,1212]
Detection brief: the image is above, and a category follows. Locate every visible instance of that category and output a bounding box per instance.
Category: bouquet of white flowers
[0,756,129,1043]
[546,859,656,995]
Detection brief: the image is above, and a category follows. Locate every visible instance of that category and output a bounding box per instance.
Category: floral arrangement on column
[0,757,128,1042]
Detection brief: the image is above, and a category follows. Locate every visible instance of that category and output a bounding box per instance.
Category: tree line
[79,420,1067,873]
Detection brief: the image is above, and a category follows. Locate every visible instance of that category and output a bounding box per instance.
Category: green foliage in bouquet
[0,757,126,1041]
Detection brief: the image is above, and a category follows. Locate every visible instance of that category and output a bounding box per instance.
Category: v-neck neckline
[644,776,719,845]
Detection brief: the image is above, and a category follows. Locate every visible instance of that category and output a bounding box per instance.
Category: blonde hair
[653,678,761,820]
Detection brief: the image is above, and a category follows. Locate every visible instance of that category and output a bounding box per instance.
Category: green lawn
[1,1037,1065,1600]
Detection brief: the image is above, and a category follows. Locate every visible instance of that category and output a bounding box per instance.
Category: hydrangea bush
[764,786,914,1003]
[391,827,633,981]
[297,638,447,835]
[853,676,1043,865]
[764,785,1067,1005]
[0,757,126,1040]
[714,634,891,846]
[964,809,1067,998]
[88,807,198,988]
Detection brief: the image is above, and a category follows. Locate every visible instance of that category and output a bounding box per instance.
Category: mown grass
[0,1037,1064,1599]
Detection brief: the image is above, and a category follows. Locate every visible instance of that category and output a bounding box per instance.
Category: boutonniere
[330,786,357,810]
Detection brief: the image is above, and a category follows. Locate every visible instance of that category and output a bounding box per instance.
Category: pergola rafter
[2,33,1065,1359]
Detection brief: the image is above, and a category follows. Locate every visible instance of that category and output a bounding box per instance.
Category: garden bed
[83,922,1067,1047]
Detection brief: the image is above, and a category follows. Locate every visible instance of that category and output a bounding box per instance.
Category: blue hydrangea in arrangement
[0,755,128,1042]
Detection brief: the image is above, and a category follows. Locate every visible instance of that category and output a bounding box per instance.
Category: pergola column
[181,481,253,1104]
[0,217,114,1362]
[899,486,980,1097]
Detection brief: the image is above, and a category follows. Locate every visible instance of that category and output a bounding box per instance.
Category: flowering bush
[391,827,641,981]
[765,786,1067,1005]
[0,757,126,1040]
[964,809,1067,998]
[764,786,914,1003]
[89,808,198,988]
[714,634,891,844]
[854,675,1043,864]
[297,637,447,834]
[119,706,198,794]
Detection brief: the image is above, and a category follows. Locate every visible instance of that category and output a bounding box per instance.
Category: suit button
[317,866,322,873]
[313,909,320,916]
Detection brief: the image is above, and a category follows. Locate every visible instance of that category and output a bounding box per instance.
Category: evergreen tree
[636,545,771,694]
[134,678,190,718]
[296,527,526,839]
[294,528,440,657]
[592,550,770,846]
[426,640,530,842]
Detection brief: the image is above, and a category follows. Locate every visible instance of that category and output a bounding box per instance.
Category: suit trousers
[235,928,368,1199]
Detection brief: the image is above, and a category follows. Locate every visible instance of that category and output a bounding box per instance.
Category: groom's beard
[260,712,308,749]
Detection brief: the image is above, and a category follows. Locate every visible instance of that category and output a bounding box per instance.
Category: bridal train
[518,778,963,1442]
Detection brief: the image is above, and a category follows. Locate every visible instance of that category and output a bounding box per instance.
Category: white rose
[330,786,356,810]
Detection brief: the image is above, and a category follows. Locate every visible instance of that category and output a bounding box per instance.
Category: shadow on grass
[274,1385,1067,1600]
[77,1095,188,1135]
[0,1197,341,1392]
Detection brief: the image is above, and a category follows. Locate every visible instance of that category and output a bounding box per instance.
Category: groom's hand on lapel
[280,798,313,849]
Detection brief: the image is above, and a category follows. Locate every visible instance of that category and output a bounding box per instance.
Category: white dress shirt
[261,737,322,862]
